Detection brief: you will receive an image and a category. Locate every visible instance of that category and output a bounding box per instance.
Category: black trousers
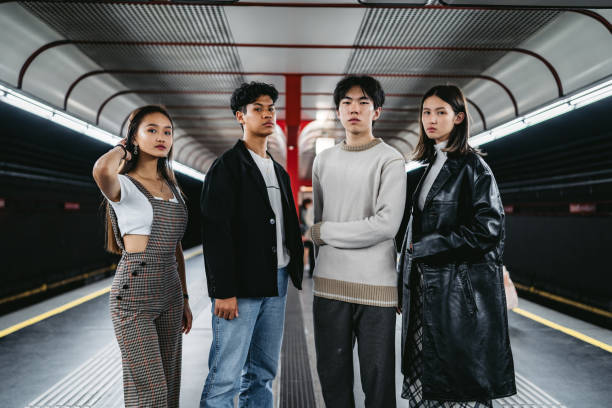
[313,296,397,408]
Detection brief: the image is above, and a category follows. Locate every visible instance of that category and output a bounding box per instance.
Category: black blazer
[200,140,304,299]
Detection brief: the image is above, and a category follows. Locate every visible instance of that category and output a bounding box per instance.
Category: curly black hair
[333,75,385,110]
[230,82,279,115]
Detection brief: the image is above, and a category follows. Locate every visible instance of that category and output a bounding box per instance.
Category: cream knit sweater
[311,138,407,307]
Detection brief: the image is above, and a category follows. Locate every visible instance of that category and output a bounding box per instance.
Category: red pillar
[284,74,301,208]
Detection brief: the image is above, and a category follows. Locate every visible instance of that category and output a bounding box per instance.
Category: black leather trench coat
[398,151,516,401]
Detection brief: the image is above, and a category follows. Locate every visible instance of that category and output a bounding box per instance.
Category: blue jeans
[200,267,289,408]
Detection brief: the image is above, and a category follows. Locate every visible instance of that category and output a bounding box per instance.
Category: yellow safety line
[514,282,612,319]
[0,248,204,339]
[184,248,203,260]
[512,307,612,353]
[0,287,110,339]
[0,265,116,305]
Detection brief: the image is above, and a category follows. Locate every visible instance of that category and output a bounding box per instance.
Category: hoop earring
[133,145,139,156]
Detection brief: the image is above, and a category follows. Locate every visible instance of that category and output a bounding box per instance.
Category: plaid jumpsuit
[108,175,187,408]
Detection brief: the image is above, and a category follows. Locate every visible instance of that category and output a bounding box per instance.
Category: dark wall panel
[504,215,612,312]
[0,102,203,308]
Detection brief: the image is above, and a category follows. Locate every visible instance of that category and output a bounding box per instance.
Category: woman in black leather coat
[399,85,516,407]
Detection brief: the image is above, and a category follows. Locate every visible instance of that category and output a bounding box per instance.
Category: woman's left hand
[182,300,193,334]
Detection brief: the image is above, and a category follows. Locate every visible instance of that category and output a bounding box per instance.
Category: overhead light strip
[469,78,612,147]
[0,83,205,181]
[1,79,608,179]
[406,78,612,172]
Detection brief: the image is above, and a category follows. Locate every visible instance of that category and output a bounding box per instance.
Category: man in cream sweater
[311,75,407,407]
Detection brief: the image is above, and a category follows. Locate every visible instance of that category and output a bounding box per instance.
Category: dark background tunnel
[1,96,611,324]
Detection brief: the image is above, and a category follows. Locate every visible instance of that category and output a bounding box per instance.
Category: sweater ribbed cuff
[311,222,326,246]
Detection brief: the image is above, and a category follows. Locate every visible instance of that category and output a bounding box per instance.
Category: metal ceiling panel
[532,11,612,95]
[300,95,335,110]
[98,93,150,136]
[22,2,238,43]
[242,75,285,91]
[342,7,564,136]
[238,48,353,73]
[462,10,612,129]
[105,73,244,91]
[346,48,506,75]
[21,1,247,166]
[350,8,561,48]
[226,7,365,45]
[441,0,612,7]
[373,76,473,94]
[7,2,610,178]
[301,76,345,93]
[65,44,247,72]
[0,3,63,87]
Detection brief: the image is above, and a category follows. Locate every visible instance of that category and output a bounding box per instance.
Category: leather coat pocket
[457,263,477,316]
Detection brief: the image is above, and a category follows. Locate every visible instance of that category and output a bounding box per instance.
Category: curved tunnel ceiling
[0,1,610,178]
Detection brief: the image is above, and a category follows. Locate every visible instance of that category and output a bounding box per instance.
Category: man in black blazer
[199,82,303,408]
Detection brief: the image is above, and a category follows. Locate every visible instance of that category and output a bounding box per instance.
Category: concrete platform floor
[1,247,610,407]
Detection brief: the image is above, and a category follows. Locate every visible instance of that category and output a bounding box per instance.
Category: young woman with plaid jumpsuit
[93,106,193,408]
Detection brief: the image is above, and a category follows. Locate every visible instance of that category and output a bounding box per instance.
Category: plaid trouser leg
[112,308,168,408]
[156,298,184,408]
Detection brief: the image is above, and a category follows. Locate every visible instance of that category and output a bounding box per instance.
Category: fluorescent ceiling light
[405,161,425,172]
[469,78,612,148]
[0,83,205,181]
[406,78,612,171]
[172,161,205,181]
[1,90,53,120]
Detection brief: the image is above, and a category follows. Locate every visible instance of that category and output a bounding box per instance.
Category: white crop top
[104,174,180,237]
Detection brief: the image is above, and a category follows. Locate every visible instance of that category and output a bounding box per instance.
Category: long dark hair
[105,105,180,254]
[412,85,479,163]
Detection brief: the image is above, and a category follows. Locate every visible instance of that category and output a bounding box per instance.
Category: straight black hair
[412,84,479,163]
[333,75,385,110]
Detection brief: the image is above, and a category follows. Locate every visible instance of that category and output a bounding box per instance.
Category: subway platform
[0,246,610,408]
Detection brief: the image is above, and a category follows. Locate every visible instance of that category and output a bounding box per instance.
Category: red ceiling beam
[95,89,236,124]
[285,74,301,204]
[62,69,519,117]
[20,40,564,98]
[467,99,487,130]
[96,89,428,124]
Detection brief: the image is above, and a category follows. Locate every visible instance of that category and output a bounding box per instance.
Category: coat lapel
[422,155,467,210]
